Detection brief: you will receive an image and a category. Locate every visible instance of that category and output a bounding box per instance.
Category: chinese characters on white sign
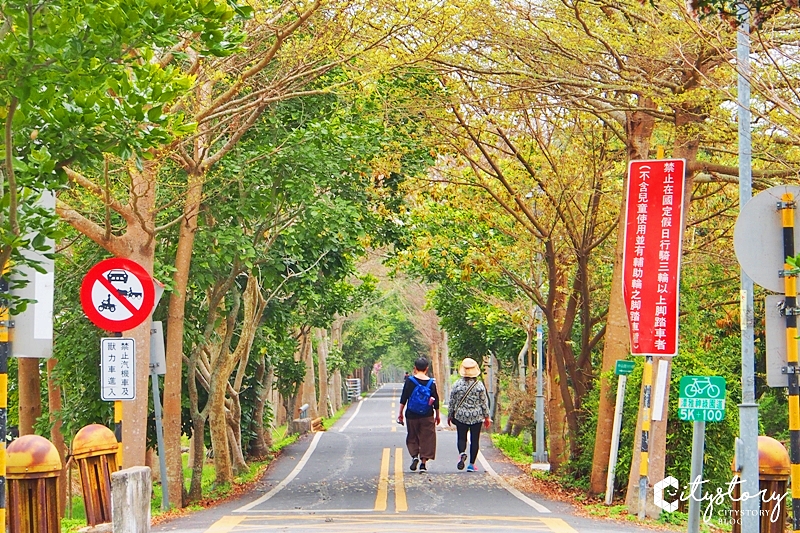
[101,337,136,401]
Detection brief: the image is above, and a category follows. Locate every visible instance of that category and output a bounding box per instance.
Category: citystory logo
[653,475,788,524]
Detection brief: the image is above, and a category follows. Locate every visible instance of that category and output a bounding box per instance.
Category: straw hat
[459,358,481,378]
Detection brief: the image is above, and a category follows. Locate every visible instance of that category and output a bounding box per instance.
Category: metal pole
[605,373,627,505]
[737,6,760,532]
[534,311,547,463]
[151,370,170,510]
[638,355,653,520]
[687,420,706,533]
[780,193,800,530]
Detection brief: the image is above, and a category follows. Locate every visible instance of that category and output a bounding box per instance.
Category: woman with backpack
[397,357,440,472]
[448,358,492,472]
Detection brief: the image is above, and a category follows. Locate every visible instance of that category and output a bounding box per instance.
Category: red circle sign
[80,258,155,332]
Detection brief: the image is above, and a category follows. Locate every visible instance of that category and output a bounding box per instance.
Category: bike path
[154,384,664,533]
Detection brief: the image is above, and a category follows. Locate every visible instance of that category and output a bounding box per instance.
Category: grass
[491,432,533,465]
[62,411,351,532]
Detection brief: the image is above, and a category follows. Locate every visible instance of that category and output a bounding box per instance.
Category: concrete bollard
[111,466,151,533]
[290,418,312,435]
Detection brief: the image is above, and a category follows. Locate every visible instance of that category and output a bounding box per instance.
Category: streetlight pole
[737,5,759,532]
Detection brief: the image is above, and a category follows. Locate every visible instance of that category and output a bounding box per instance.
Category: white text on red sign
[622,159,686,356]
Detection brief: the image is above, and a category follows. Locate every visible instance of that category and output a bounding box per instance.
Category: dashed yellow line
[374,448,390,511]
[205,515,246,533]
[394,447,407,512]
[540,517,580,533]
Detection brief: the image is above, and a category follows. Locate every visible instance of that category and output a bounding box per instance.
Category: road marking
[394,447,407,512]
[477,451,551,513]
[207,515,554,531]
[204,516,245,533]
[234,431,323,513]
[540,517,580,533]
[338,398,364,432]
[374,448,391,511]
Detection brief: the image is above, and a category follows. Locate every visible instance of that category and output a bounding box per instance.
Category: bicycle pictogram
[683,376,722,398]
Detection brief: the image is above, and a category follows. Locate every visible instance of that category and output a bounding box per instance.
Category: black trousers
[454,419,482,464]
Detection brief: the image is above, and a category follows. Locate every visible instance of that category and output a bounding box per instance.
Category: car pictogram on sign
[106,270,129,283]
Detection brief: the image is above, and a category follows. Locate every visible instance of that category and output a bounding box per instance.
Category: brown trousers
[406,416,437,460]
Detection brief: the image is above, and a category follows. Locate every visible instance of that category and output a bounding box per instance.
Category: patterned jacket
[448,377,490,425]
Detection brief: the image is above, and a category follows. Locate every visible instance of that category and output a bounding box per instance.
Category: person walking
[448,357,491,472]
[397,357,440,472]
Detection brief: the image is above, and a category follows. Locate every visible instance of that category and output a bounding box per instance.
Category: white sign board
[765,294,794,387]
[11,191,55,358]
[101,337,136,400]
[734,185,800,293]
[150,321,166,375]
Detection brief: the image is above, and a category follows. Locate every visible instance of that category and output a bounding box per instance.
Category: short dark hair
[414,357,429,371]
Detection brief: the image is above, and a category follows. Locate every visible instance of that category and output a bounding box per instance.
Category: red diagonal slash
[96,271,139,315]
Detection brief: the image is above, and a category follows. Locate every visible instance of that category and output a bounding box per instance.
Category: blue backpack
[406,376,434,415]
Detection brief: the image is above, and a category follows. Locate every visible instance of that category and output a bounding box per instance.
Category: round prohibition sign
[80,258,155,332]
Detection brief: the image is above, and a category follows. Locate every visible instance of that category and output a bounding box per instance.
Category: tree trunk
[188,411,206,501]
[330,317,344,412]
[248,353,271,458]
[589,101,656,495]
[163,169,204,507]
[441,329,450,403]
[546,344,568,472]
[316,328,330,418]
[47,358,67,517]
[227,395,248,476]
[208,371,233,484]
[18,357,41,435]
[298,330,317,418]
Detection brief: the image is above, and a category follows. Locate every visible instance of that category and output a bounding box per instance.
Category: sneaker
[466,464,476,472]
[457,453,467,470]
[420,461,427,473]
[410,457,419,471]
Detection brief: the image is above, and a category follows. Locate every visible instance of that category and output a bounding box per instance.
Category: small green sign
[679,376,726,422]
[615,360,635,375]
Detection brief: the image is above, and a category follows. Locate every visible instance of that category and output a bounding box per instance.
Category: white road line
[234,431,324,513]
[477,451,551,513]
[338,398,365,433]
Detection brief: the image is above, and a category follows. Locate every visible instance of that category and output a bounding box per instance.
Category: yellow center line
[374,448,390,511]
[394,447,407,512]
[204,515,246,533]
[540,518,580,533]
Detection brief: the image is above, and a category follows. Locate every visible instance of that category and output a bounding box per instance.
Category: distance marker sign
[80,258,155,332]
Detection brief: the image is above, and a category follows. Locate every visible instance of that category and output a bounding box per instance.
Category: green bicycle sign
[678,376,726,422]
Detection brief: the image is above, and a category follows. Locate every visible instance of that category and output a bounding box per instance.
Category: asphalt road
[154,383,660,533]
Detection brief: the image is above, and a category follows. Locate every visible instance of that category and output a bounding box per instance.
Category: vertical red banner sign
[622,159,686,356]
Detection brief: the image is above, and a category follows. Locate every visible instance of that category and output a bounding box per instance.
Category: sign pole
[150,321,169,510]
[605,370,628,505]
[150,369,169,509]
[534,311,547,463]
[687,420,706,533]
[638,355,653,520]
[780,193,800,530]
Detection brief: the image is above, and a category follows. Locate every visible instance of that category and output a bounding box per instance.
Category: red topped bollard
[7,435,62,533]
[732,435,790,533]
[72,424,119,526]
